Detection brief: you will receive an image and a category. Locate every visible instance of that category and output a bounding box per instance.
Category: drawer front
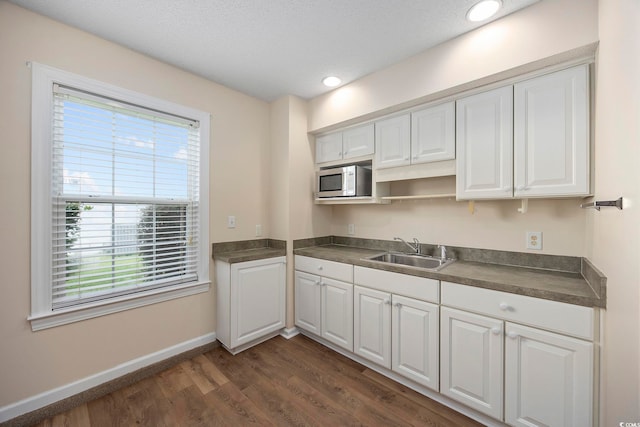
[441,281,594,340]
[354,266,439,303]
[295,255,353,283]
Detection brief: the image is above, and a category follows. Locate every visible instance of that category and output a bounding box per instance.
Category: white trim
[280,327,300,339]
[28,281,210,331]
[0,332,217,423]
[29,62,211,324]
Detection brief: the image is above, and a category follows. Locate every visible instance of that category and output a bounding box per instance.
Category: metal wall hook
[580,197,623,211]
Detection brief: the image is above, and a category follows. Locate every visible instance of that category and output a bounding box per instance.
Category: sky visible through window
[58,97,194,256]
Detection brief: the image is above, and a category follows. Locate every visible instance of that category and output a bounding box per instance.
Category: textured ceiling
[10,0,539,101]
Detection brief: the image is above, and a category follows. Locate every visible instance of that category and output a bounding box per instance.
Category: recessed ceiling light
[322,76,342,87]
[466,0,502,22]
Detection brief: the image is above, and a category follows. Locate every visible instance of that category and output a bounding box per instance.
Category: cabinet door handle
[499,302,511,311]
[507,331,519,339]
[491,327,502,335]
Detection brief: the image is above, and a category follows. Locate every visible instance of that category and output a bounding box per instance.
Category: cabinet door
[315,132,343,164]
[456,86,513,200]
[514,65,590,197]
[321,277,354,351]
[231,258,286,347]
[505,323,593,427]
[411,101,455,165]
[392,295,439,391]
[441,307,503,419]
[294,270,322,334]
[354,286,391,368]
[343,123,374,160]
[375,114,411,169]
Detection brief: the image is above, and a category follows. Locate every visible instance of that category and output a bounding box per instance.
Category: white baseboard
[0,332,217,423]
[280,327,299,339]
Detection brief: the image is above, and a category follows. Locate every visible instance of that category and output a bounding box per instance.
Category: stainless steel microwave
[316,165,372,198]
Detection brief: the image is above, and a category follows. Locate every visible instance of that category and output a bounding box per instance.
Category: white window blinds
[51,85,201,309]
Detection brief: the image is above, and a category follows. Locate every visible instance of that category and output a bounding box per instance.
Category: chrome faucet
[394,237,420,254]
[438,244,447,260]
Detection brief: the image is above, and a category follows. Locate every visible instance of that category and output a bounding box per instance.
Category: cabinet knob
[499,302,511,311]
[491,327,502,335]
[314,280,320,286]
[317,265,323,271]
[393,302,402,308]
[384,299,391,305]
[507,331,519,339]
[404,157,410,161]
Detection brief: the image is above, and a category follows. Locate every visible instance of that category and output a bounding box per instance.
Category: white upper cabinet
[514,64,590,197]
[342,123,375,160]
[456,86,514,199]
[316,123,374,164]
[315,132,343,164]
[411,101,455,165]
[375,114,411,169]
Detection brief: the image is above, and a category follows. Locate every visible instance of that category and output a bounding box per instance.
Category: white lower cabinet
[295,260,597,426]
[354,285,392,368]
[294,257,354,352]
[441,281,595,426]
[392,295,439,390]
[440,307,504,419]
[321,277,354,350]
[353,267,440,391]
[215,257,286,353]
[294,270,322,335]
[504,322,593,427]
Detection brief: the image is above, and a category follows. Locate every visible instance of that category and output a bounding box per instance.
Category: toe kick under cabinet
[216,256,286,354]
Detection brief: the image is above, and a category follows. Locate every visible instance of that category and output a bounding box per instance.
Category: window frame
[29,63,210,331]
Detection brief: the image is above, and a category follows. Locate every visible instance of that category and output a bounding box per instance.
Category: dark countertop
[294,244,605,308]
[214,247,286,263]
[212,238,286,263]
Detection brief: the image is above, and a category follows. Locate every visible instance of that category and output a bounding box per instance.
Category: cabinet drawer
[295,255,353,283]
[441,281,593,340]
[354,266,439,303]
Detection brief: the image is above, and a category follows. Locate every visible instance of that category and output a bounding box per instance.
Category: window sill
[28,280,210,331]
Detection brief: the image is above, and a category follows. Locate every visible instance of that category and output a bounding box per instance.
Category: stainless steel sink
[363,252,455,271]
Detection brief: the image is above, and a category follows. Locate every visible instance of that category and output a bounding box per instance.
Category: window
[30,63,210,330]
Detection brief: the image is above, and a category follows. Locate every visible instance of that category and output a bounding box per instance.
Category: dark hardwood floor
[32,335,483,426]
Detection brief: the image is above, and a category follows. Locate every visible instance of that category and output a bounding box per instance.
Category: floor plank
[29,334,483,427]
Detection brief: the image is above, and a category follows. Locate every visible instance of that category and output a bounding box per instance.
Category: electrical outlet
[255,224,262,236]
[348,224,355,235]
[526,231,542,250]
[227,215,236,229]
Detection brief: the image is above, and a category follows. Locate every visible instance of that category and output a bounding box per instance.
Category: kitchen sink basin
[363,252,455,271]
